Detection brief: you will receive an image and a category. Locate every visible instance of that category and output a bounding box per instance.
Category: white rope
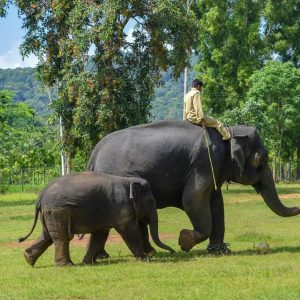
[204,129,217,191]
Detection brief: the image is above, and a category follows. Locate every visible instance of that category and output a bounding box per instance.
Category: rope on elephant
[204,129,217,191]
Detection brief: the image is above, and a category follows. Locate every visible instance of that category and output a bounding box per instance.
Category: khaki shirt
[183,88,204,125]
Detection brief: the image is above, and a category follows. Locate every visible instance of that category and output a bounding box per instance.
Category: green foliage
[0,90,60,190]
[263,0,300,66]
[223,61,300,167]
[246,61,300,159]
[196,0,265,114]
[0,0,10,17]
[12,0,198,158]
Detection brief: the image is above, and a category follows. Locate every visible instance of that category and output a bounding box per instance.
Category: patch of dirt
[3,193,299,248]
[0,233,176,248]
[279,193,300,199]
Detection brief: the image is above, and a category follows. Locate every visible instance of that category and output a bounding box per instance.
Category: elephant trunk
[148,201,175,254]
[257,166,300,217]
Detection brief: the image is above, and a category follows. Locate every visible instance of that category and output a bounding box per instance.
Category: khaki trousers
[203,116,231,140]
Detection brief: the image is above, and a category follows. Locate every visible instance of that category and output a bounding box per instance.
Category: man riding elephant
[87,119,300,257]
[184,79,231,140]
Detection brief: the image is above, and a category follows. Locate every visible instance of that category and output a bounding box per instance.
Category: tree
[1,0,198,170]
[223,62,300,180]
[196,0,265,115]
[263,0,300,67]
[0,90,60,173]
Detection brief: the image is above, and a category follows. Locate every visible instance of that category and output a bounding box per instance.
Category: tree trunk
[297,147,300,180]
[275,157,280,183]
[66,155,71,175]
[273,157,276,182]
[280,162,284,181]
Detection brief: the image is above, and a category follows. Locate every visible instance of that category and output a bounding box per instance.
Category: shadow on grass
[32,246,300,268]
[269,246,300,254]
[99,245,300,264]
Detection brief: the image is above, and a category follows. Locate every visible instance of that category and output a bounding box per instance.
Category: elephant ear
[231,136,251,176]
[130,181,142,218]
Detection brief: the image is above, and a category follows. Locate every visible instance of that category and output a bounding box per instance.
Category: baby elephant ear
[130,181,142,217]
[231,136,250,176]
[130,182,141,199]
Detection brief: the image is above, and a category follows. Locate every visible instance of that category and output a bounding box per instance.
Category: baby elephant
[19,172,175,267]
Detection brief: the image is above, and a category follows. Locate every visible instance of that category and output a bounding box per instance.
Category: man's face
[197,84,202,92]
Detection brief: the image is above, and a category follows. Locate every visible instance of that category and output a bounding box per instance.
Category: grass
[0,184,300,299]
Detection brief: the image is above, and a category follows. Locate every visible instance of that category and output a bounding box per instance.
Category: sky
[0,5,38,69]
[0,5,135,69]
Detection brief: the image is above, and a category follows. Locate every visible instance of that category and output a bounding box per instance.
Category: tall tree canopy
[263,0,300,67]
[1,0,198,161]
[222,61,300,179]
[196,0,264,114]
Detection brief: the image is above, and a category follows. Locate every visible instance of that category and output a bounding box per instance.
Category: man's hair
[192,79,204,88]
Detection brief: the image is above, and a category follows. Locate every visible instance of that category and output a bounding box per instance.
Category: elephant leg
[44,208,74,267]
[208,190,230,254]
[116,221,145,259]
[179,179,212,252]
[138,221,157,256]
[209,190,224,244]
[82,230,110,265]
[24,229,53,267]
[53,238,73,267]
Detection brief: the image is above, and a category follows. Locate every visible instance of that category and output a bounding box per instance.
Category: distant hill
[0,68,50,116]
[0,66,197,120]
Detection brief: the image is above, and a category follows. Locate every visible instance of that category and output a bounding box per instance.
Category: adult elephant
[87,120,300,255]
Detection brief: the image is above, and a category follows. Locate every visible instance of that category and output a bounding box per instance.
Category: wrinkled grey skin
[87,120,300,253]
[19,172,175,267]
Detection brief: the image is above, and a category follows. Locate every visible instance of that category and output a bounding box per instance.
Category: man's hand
[200,119,207,128]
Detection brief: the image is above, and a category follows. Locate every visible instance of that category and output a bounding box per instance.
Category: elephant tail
[18,199,41,243]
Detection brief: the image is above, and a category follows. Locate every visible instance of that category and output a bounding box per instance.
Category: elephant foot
[82,251,109,265]
[82,255,97,265]
[178,229,196,252]
[55,261,74,267]
[23,251,38,267]
[145,248,157,257]
[135,255,149,261]
[207,243,231,255]
[96,251,110,260]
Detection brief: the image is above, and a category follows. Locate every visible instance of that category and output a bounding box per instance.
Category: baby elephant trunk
[148,202,175,254]
[130,181,175,254]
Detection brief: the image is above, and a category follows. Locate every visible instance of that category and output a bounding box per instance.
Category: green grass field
[1,183,300,299]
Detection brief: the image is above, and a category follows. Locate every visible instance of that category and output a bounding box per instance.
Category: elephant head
[230,126,300,217]
[130,181,175,253]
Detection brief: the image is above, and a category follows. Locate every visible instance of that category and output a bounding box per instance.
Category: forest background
[0,0,300,190]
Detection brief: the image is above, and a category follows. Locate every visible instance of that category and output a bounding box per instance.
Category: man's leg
[204,116,231,140]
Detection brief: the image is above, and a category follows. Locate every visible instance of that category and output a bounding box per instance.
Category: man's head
[192,79,203,91]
